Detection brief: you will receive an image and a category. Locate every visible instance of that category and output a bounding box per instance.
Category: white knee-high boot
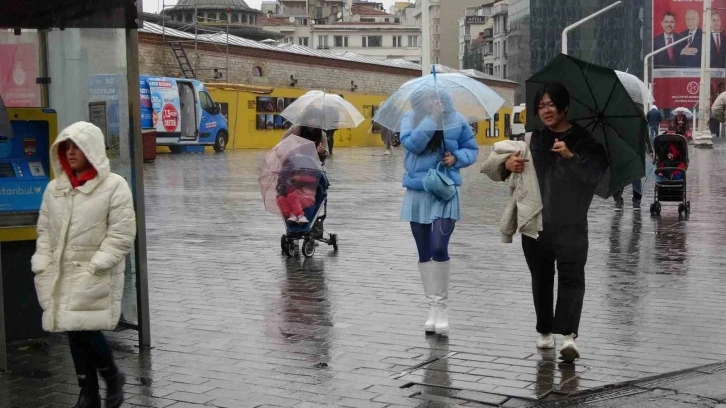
[431,261,450,335]
[418,262,437,333]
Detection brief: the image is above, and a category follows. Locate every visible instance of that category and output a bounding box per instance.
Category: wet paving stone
[4,144,726,406]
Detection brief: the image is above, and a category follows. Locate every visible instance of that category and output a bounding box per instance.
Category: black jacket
[527,123,608,234]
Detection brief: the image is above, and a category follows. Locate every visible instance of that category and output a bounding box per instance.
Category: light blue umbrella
[373,67,505,132]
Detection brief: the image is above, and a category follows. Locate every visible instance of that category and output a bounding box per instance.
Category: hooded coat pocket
[33,265,56,311]
[67,262,111,311]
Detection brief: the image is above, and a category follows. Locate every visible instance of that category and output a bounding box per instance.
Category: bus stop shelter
[0,0,150,371]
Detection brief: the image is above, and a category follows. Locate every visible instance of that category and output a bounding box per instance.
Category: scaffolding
[159,0,231,81]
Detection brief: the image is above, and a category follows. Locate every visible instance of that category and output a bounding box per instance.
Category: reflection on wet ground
[3,145,726,407]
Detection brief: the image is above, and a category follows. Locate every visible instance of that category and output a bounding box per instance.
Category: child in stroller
[656,143,685,181]
[650,134,690,217]
[277,164,318,224]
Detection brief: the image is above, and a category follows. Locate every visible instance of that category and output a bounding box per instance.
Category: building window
[231,13,239,23]
[186,13,193,23]
[243,14,248,24]
[251,14,256,24]
[395,17,400,23]
[318,35,329,49]
[253,66,263,77]
[385,18,390,22]
[434,40,439,50]
[435,24,439,34]
[334,35,349,47]
[363,36,382,47]
[408,35,418,47]
[298,37,309,46]
[220,13,227,22]
[316,7,323,18]
[393,35,402,47]
[361,18,376,22]
[207,12,216,21]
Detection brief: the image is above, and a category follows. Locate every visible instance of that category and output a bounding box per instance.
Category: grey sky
[142,0,400,14]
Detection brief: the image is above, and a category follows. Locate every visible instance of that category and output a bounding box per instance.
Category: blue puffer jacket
[401,110,479,191]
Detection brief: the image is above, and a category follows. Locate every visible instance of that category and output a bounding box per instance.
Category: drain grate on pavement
[696,361,726,374]
[635,369,709,390]
[527,386,650,407]
[390,351,457,379]
[404,383,510,406]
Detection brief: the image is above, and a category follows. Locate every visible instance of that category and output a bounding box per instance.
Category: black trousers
[522,231,588,336]
[327,129,336,154]
[68,331,116,388]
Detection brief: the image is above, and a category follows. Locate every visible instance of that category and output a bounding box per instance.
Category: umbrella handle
[431,65,437,80]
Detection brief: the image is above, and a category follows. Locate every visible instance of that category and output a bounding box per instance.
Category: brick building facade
[137,32,516,106]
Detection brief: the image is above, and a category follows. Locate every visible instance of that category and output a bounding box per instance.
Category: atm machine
[0,98,56,371]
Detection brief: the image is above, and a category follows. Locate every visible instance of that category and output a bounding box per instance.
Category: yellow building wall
[205,85,513,150]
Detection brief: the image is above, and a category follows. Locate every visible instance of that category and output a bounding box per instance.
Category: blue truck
[140,76,229,153]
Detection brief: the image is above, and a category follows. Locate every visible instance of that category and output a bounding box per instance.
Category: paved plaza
[3,143,726,407]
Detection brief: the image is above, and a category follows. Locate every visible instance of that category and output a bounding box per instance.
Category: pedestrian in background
[484,82,607,362]
[32,122,137,408]
[400,88,479,336]
[324,95,343,155]
[613,129,654,211]
[646,105,662,144]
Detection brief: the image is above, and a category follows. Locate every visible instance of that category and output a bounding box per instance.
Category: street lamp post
[561,1,622,55]
[421,0,431,75]
[643,35,692,111]
[696,0,714,148]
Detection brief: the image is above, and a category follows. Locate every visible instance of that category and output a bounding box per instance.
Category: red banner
[0,43,40,107]
[652,0,726,108]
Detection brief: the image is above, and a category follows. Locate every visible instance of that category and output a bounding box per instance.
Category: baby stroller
[649,133,690,217]
[261,135,339,258]
[280,172,338,258]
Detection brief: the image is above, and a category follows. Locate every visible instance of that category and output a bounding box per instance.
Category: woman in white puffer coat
[31,121,136,408]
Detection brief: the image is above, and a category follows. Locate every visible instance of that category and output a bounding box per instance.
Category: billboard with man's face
[652,0,726,109]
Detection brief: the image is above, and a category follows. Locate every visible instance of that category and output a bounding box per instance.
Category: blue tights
[410,219,456,263]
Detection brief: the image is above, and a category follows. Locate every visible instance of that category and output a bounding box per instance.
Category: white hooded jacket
[31,122,136,332]
[480,137,543,243]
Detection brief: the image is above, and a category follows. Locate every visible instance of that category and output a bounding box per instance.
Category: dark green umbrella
[526,54,647,198]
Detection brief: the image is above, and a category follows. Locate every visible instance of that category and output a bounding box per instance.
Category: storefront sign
[0,44,39,107]
[465,16,486,25]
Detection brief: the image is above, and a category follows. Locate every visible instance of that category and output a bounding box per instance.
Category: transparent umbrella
[615,70,654,106]
[259,135,323,216]
[671,107,693,118]
[373,70,505,132]
[280,90,364,129]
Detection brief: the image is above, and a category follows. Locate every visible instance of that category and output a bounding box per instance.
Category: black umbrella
[526,54,647,198]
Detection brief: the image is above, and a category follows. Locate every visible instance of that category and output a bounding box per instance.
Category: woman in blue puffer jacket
[400,88,479,336]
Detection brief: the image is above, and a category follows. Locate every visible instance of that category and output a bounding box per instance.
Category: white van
[511,103,526,141]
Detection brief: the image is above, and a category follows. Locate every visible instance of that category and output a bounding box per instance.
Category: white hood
[50,121,110,189]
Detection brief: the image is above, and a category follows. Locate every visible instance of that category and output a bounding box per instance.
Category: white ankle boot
[431,261,450,335]
[418,262,436,333]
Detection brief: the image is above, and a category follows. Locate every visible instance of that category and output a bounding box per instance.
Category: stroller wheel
[302,239,316,258]
[286,240,296,257]
[329,234,339,252]
[678,203,685,216]
[281,235,287,254]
